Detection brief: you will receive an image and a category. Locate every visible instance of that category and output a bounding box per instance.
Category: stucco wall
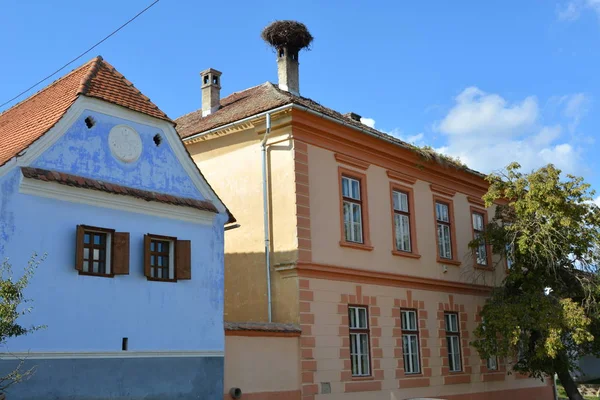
[306,143,505,286]
[188,115,300,323]
[32,109,204,200]
[299,277,551,400]
[224,335,300,395]
[0,168,224,352]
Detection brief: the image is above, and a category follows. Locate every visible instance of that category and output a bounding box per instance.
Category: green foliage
[0,253,44,391]
[471,163,600,386]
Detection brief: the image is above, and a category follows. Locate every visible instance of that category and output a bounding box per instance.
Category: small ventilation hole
[153,134,162,146]
[122,337,128,351]
[84,116,95,129]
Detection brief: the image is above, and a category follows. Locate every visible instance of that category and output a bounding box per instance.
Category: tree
[471,163,600,400]
[0,254,44,394]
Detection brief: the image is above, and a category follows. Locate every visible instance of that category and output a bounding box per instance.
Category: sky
[1,0,600,198]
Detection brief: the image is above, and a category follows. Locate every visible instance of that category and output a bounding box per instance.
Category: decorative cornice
[467,195,486,207]
[295,262,491,296]
[20,176,215,225]
[334,153,370,170]
[430,183,457,197]
[386,170,417,185]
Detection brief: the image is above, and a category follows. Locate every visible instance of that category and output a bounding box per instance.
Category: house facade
[0,57,231,399]
[177,45,555,399]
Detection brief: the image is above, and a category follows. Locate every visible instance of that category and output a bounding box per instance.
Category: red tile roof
[0,56,171,167]
[175,82,484,177]
[21,167,219,214]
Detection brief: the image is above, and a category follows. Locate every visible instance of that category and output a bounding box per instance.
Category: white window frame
[487,356,498,371]
[393,190,412,252]
[445,313,462,372]
[82,229,112,275]
[342,176,363,244]
[348,306,370,377]
[472,212,487,265]
[401,309,421,374]
[436,202,452,259]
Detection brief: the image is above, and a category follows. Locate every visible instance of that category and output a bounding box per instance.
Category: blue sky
[2,0,599,197]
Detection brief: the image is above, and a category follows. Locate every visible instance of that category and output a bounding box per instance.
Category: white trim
[19,176,215,225]
[1,96,228,218]
[0,350,224,360]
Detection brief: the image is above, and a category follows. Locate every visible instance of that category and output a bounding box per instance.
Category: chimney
[200,68,222,117]
[277,46,300,96]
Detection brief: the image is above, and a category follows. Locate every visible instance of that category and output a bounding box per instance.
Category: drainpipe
[261,112,273,322]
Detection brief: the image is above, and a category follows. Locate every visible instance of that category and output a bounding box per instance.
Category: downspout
[261,112,273,322]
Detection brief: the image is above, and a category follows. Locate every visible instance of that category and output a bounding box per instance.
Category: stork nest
[261,20,313,52]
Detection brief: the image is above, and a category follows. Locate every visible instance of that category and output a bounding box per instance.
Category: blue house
[0,57,233,399]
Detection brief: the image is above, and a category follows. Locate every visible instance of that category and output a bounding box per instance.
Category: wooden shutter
[75,225,85,271]
[112,232,130,275]
[176,240,191,280]
[144,234,151,278]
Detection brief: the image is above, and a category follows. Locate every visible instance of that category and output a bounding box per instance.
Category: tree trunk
[557,369,584,400]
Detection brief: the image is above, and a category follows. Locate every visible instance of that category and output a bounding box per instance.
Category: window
[144,234,191,282]
[401,309,421,374]
[342,176,363,243]
[393,190,411,252]
[445,312,462,372]
[472,211,488,266]
[75,225,129,277]
[348,306,370,376]
[487,356,498,371]
[436,202,452,259]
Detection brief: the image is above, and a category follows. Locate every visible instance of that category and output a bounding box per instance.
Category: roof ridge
[0,56,99,118]
[77,56,104,95]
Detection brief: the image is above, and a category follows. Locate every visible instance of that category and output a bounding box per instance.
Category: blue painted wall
[32,110,204,200]
[0,357,224,400]
[0,168,225,352]
[0,107,227,399]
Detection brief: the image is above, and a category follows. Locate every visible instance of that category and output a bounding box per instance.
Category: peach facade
[224,335,301,399]
[186,108,554,399]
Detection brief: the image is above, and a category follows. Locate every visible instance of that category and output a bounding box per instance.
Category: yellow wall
[187,114,300,323]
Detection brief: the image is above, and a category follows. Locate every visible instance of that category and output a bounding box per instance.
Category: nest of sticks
[261,20,313,52]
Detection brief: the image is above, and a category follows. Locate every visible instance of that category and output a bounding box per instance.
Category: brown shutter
[144,234,151,278]
[176,240,191,280]
[75,225,85,271]
[112,232,130,275]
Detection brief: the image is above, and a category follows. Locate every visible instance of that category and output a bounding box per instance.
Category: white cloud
[438,87,538,138]
[360,117,376,128]
[593,195,600,207]
[435,87,584,174]
[557,0,600,21]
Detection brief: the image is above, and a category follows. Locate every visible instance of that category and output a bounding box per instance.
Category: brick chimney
[201,68,222,117]
[277,47,300,96]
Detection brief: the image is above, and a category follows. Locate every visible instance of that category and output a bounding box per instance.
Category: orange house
[176,46,554,400]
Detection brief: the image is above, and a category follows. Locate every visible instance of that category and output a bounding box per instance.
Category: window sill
[339,241,374,252]
[78,271,114,278]
[146,277,177,283]
[392,250,421,259]
[474,265,494,271]
[351,375,374,381]
[437,258,461,266]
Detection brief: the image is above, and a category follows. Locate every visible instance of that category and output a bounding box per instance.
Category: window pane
[473,213,484,231]
[351,180,360,200]
[395,214,411,252]
[487,357,498,370]
[83,260,89,272]
[150,241,155,251]
[92,261,99,273]
[393,191,409,212]
[410,335,420,373]
[83,248,89,260]
[349,307,357,328]
[360,334,370,375]
[84,233,90,244]
[93,249,99,261]
[403,335,411,371]
[436,203,449,222]
[342,177,350,197]
[358,308,367,328]
[344,202,352,241]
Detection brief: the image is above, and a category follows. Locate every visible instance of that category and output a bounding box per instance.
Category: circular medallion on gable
[108,125,142,163]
